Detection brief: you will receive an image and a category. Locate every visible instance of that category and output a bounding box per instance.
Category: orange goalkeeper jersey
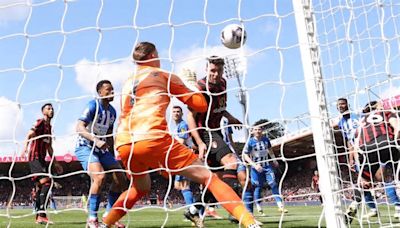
[116,65,205,148]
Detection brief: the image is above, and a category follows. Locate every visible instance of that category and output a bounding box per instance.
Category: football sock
[88,194,101,219]
[243,188,254,213]
[106,191,121,213]
[39,183,50,217]
[364,190,376,209]
[181,189,194,205]
[385,183,400,206]
[103,187,147,225]
[207,174,255,226]
[254,185,262,206]
[271,185,283,204]
[34,187,40,214]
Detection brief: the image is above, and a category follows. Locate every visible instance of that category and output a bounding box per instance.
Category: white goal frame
[293,1,345,227]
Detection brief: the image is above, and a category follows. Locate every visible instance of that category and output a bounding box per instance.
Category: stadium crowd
[1,163,325,208]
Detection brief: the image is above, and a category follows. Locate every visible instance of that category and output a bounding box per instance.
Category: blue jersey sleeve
[177,121,189,139]
[243,138,253,154]
[79,100,96,124]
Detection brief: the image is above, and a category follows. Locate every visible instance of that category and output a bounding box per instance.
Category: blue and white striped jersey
[76,99,116,152]
[338,113,359,145]
[173,119,194,148]
[243,136,272,167]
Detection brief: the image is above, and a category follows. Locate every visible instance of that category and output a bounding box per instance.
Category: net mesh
[1,0,400,227]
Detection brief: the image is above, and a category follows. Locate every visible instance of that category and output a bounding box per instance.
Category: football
[220,24,247,49]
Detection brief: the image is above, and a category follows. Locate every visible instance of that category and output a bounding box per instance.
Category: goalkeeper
[101,41,260,228]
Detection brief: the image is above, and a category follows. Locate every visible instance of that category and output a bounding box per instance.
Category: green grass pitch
[0,205,398,227]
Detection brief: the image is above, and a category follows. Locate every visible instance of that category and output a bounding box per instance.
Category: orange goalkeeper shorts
[117,134,198,177]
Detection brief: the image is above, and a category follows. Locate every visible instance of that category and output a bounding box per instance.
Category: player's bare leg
[87,162,106,227]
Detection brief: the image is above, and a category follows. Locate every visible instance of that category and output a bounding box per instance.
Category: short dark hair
[363,101,378,113]
[337,97,348,104]
[41,103,52,112]
[207,55,225,67]
[172,106,182,112]
[133,42,156,62]
[96,80,112,94]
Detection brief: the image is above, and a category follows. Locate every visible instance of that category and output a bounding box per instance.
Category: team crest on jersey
[212,140,218,148]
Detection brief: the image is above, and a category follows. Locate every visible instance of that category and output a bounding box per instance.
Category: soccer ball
[220,24,247,49]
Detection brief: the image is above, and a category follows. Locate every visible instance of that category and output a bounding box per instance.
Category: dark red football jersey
[356,111,396,147]
[195,77,227,130]
[29,118,52,162]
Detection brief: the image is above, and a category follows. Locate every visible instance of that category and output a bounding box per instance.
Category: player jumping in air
[100,42,260,228]
[22,103,63,225]
[242,125,288,214]
[75,80,128,228]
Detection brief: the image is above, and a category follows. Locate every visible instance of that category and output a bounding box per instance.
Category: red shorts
[118,134,198,177]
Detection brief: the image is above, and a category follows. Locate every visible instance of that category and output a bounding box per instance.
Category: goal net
[0,0,399,227]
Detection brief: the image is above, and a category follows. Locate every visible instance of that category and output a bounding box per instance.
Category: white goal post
[293,1,346,227]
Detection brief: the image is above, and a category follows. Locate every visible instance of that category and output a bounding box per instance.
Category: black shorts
[29,160,49,182]
[201,131,234,172]
[359,139,399,180]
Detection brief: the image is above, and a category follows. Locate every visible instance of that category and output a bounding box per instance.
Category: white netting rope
[313,0,400,227]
